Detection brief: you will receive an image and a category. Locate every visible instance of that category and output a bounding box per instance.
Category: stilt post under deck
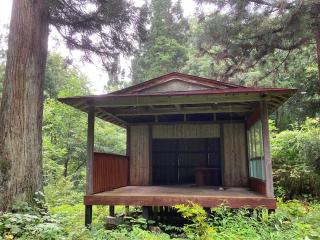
[142,206,152,219]
[260,101,274,198]
[109,205,115,217]
[85,205,92,227]
[85,107,95,226]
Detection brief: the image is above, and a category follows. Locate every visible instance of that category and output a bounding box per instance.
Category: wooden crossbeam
[111,105,254,116]
[175,104,182,111]
[93,93,270,107]
[97,107,127,126]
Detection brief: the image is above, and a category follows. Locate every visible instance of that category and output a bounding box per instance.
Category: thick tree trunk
[0,0,49,210]
[316,29,320,92]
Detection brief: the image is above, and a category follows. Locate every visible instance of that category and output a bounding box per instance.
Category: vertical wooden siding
[223,123,248,187]
[129,125,150,185]
[93,152,129,194]
[248,178,266,195]
[152,123,220,138]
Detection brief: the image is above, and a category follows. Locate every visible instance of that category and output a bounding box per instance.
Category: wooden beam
[175,104,181,111]
[98,107,127,126]
[86,107,95,195]
[93,93,270,107]
[112,105,253,116]
[260,101,274,198]
[84,195,276,209]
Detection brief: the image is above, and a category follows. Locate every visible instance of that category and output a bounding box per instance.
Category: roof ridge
[111,72,245,94]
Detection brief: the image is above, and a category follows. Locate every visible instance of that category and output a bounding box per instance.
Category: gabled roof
[112,72,245,95]
[59,72,297,127]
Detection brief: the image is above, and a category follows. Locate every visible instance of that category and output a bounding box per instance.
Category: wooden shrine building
[59,72,296,225]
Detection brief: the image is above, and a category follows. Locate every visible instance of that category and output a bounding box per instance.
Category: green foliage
[133,36,188,82]
[42,53,126,189]
[194,0,318,82]
[0,196,64,240]
[209,200,320,240]
[2,195,320,240]
[175,202,215,240]
[271,118,320,199]
[131,0,189,84]
[45,53,89,99]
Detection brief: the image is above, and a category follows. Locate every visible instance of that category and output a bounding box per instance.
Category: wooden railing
[92,152,129,194]
[248,177,266,195]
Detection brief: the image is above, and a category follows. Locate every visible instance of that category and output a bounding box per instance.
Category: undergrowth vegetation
[271,118,320,199]
[1,191,320,239]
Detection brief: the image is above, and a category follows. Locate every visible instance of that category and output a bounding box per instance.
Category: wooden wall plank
[93,153,129,193]
[129,125,150,185]
[223,123,248,187]
[152,123,220,139]
[248,177,266,195]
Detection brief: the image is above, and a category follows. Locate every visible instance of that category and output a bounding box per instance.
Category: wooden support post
[220,123,225,187]
[85,107,94,227]
[260,101,274,198]
[109,205,115,217]
[125,206,130,216]
[85,205,92,227]
[142,206,152,219]
[159,206,164,221]
[86,107,95,195]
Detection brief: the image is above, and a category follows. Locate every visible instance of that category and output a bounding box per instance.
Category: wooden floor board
[84,185,276,209]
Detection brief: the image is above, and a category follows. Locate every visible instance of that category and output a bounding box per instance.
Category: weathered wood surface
[115,72,240,94]
[86,108,95,195]
[248,177,266,195]
[111,104,253,116]
[93,152,129,194]
[261,101,274,197]
[246,105,261,128]
[84,186,276,209]
[140,79,210,93]
[152,123,220,139]
[129,125,150,185]
[223,123,248,187]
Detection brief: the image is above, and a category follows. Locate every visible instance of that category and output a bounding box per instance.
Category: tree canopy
[131,0,189,84]
[194,0,320,85]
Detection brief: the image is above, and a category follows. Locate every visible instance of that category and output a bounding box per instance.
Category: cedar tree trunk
[0,0,49,210]
[316,28,320,91]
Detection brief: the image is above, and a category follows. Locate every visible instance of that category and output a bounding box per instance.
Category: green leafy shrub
[271,118,320,199]
[208,200,320,240]
[0,200,64,240]
[175,202,215,240]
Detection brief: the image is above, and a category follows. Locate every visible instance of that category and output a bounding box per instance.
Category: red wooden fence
[248,177,266,195]
[93,152,129,194]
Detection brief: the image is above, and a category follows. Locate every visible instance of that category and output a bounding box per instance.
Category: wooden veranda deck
[84,185,276,209]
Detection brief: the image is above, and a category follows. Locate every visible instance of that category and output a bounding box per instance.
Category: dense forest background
[0,0,320,239]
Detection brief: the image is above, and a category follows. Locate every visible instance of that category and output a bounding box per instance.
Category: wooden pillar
[85,107,95,227]
[125,206,130,216]
[260,101,274,198]
[142,206,152,219]
[109,205,115,217]
[86,107,95,195]
[220,123,225,187]
[85,205,92,227]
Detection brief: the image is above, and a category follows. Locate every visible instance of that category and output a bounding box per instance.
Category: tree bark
[63,158,69,177]
[0,0,49,210]
[316,28,320,92]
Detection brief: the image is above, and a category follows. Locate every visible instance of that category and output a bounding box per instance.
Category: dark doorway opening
[152,138,221,185]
